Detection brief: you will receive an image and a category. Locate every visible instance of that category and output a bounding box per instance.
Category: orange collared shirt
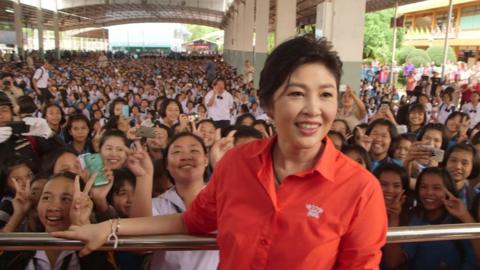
[183,137,387,270]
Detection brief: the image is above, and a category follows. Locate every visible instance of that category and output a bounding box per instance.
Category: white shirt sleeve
[33,68,42,80]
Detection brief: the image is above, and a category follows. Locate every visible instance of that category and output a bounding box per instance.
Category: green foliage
[186,25,219,42]
[405,48,431,66]
[426,46,457,66]
[396,45,416,65]
[363,9,405,64]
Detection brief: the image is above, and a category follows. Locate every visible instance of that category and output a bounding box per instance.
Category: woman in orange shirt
[53,36,387,270]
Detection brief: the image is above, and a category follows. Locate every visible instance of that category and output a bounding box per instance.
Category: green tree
[363,9,405,64]
[186,25,219,41]
[396,45,416,65]
[405,48,431,67]
[426,46,457,66]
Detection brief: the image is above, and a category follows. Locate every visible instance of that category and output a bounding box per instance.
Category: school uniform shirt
[462,102,480,129]
[25,250,80,270]
[437,102,456,124]
[204,90,233,121]
[33,67,49,88]
[183,137,387,270]
[151,188,219,270]
[402,214,477,270]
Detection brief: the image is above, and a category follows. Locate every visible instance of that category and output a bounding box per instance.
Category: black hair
[252,119,271,137]
[259,36,342,110]
[17,95,37,115]
[47,171,85,190]
[374,163,410,192]
[332,119,351,135]
[108,97,127,118]
[163,132,208,184]
[415,167,458,209]
[446,111,470,126]
[65,114,92,143]
[99,129,129,150]
[366,119,399,142]
[158,98,183,118]
[341,144,372,171]
[196,119,216,130]
[417,123,448,150]
[0,157,35,197]
[42,103,66,125]
[233,125,263,145]
[41,147,78,175]
[235,113,256,127]
[389,133,416,158]
[471,131,480,146]
[106,168,136,206]
[328,130,345,148]
[407,103,427,129]
[442,143,480,180]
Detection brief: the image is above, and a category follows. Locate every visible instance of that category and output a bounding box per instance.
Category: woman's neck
[410,124,421,133]
[370,152,388,162]
[45,250,62,267]
[72,140,86,153]
[272,140,323,182]
[49,123,60,132]
[425,208,445,223]
[175,180,206,208]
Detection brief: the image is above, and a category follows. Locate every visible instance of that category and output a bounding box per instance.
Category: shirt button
[260,239,268,245]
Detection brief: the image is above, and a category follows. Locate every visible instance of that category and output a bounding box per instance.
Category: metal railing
[1,223,480,251]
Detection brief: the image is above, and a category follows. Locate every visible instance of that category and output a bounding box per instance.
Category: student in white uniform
[150,132,219,270]
[462,91,480,129]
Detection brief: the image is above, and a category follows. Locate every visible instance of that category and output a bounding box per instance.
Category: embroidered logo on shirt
[305,204,324,219]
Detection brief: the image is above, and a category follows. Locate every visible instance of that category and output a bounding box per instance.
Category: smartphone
[188,112,199,122]
[420,145,445,162]
[381,103,390,110]
[135,126,156,138]
[7,121,30,134]
[78,153,109,186]
[122,105,130,117]
[339,84,347,92]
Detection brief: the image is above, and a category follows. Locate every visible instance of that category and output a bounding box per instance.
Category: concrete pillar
[54,0,60,59]
[275,0,296,46]
[242,0,255,69]
[316,0,366,91]
[13,0,24,59]
[235,2,245,72]
[254,0,270,88]
[36,0,44,58]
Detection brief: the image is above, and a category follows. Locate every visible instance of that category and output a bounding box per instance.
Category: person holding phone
[337,85,367,131]
[52,36,386,269]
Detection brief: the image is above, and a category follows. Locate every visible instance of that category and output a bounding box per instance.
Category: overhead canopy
[0,0,427,31]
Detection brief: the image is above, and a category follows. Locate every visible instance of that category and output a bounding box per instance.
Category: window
[415,14,433,31]
[460,5,480,30]
[404,16,413,31]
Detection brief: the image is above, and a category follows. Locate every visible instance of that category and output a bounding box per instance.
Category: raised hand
[70,175,95,226]
[87,166,114,213]
[125,141,154,178]
[355,128,372,152]
[209,130,236,168]
[386,190,406,226]
[11,177,32,216]
[443,188,474,223]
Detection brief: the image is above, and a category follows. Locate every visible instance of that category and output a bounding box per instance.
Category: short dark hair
[65,114,92,143]
[107,168,136,205]
[366,119,399,141]
[17,95,37,115]
[99,129,128,150]
[235,113,256,127]
[42,103,66,125]
[374,163,409,191]
[417,123,448,150]
[259,36,343,110]
[442,143,480,179]
[341,144,372,171]
[415,167,458,206]
[158,98,183,118]
[233,125,263,145]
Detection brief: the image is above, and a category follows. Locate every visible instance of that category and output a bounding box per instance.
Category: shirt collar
[247,136,338,183]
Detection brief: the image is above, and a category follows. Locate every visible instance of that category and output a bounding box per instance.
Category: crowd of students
[0,44,480,269]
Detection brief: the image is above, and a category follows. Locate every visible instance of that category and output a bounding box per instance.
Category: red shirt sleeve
[182,172,218,234]
[335,176,388,270]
